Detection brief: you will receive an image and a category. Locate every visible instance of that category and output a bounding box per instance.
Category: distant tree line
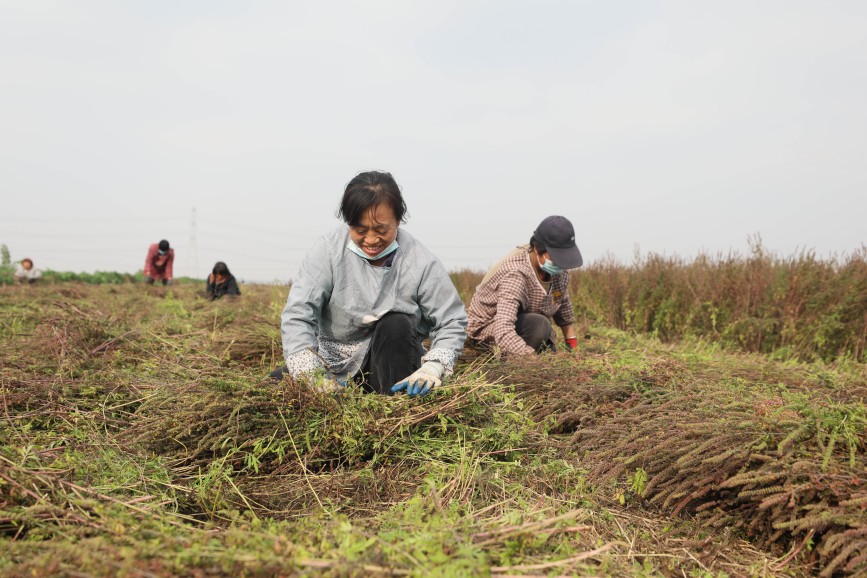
[0,242,201,285]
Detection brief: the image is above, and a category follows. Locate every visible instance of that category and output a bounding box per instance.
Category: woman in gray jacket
[271,171,467,397]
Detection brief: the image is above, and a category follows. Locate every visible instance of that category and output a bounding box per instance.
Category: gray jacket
[281,226,467,379]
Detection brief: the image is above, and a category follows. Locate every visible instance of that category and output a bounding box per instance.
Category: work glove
[391,361,444,397]
[311,372,348,393]
[565,336,578,351]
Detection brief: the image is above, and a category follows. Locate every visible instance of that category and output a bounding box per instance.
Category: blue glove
[391,362,444,397]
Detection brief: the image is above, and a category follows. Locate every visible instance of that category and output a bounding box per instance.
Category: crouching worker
[467,215,583,355]
[206,261,241,300]
[270,170,467,397]
[14,258,42,285]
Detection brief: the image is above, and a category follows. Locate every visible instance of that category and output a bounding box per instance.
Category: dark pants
[270,312,422,395]
[516,312,556,353]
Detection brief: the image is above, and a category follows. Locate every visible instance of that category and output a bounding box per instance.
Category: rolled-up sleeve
[281,239,332,377]
[416,257,468,376]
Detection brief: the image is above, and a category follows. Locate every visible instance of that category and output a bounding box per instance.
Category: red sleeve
[144,244,156,276]
[166,249,174,279]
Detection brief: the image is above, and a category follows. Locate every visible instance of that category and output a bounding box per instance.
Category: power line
[0,217,187,224]
[0,231,166,240]
[4,220,507,250]
[200,218,321,239]
[198,246,306,259]
[194,229,311,248]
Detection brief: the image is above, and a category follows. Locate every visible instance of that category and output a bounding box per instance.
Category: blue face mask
[347,240,399,261]
[538,254,564,276]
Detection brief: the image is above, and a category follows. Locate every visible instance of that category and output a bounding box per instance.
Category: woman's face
[22,260,33,271]
[348,203,399,259]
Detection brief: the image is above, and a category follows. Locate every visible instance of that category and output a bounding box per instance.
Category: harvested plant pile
[487,340,867,576]
[3,282,860,576]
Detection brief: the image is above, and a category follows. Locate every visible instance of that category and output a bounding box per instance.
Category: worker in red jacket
[144,240,174,285]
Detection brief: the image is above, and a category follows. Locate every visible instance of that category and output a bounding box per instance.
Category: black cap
[534,216,583,269]
[158,240,170,251]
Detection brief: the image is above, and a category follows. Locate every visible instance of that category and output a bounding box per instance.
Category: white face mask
[347,240,399,261]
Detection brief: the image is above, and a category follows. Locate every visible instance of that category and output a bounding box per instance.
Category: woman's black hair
[212,261,230,276]
[337,171,408,226]
[158,240,170,251]
[529,235,546,253]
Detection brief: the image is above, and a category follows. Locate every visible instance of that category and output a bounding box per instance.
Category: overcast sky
[2,0,865,282]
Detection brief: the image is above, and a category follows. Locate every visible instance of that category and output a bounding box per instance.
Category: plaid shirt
[467,246,575,355]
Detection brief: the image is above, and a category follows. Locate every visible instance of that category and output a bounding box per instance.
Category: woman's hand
[391,362,444,397]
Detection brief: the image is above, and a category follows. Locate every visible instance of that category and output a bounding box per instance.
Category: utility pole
[190,207,199,279]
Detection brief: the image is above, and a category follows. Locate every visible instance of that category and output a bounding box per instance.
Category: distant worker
[144,240,174,285]
[14,258,42,285]
[206,261,241,300]
[467,216,583,355]
[271,170,467,397]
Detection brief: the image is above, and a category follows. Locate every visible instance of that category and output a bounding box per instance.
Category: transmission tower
[190,207,199,279]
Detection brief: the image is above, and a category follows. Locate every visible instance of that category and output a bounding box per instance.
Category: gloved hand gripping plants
[310,369,349,393]
[391,361,444,397]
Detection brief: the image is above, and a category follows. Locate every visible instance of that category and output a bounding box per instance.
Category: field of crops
[2,282,866,577]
